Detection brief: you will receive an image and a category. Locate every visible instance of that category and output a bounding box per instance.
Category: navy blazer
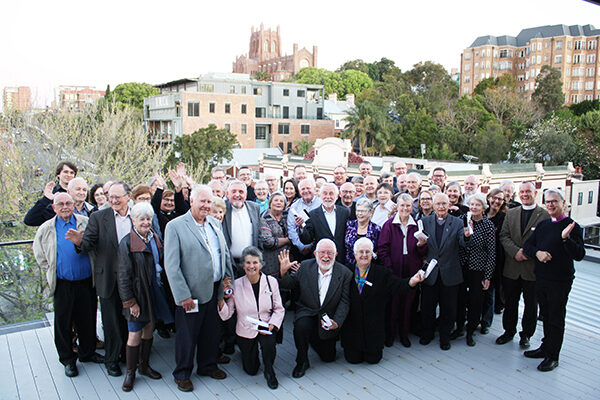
[299,205,350,263]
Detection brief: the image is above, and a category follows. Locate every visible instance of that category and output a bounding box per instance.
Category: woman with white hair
[451,193,496,347]
[341,237,424,364]
[117,202,173,391]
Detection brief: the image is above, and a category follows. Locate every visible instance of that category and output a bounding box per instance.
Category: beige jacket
[33,214,91,296]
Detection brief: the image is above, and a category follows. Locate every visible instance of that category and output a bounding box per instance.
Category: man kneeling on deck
[33,193,104,377]
[278,239,352,378]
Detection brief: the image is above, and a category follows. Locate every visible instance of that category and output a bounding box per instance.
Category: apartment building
[460,24,600,104]
[143,73,335,151]
[3,86,31,112]
[54,86,105,111]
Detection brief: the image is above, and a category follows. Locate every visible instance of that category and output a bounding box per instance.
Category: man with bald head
[34,193,103,377]
[497,181,549,348]
[287,178,323,259]
[279,239,352,378]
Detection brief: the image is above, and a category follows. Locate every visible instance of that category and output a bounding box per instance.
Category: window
[199,84,214,92]
[241,104,247,114]
[585,94,593,101]
[537,42,542,51]
[253,87,262,95]
[555,55,562,64]
[556,40,563,50]
[278,123,290,134]
[499,49,512,58]
[187,102,199,117]
[255,126,266,140]
[297,107,303,119]
[499,61,512,70]
[225,103,231,113]
[278,142,284,151]
[572,81,582,90]
[578,192,583,206]
[301,124,310,134]
[589,40,598,50]
[297,90,305,97]
[464,52,471,60]
[589,191,594,204]
[587,68,595,77]
[464,76,471,83]
[335,120,340,128]
[568,41,572,49]
[572,67,584,77]
[283,89,289,96]
[241,86,247,94]
[317,108,323,120]
[255,107,266,118]
[230,85,235,94]
[287,142,292,154]
[224,124,230,133]
[209,102,215,113]
[588,54,596,64]
[475,62,479,69]
[585,81,594,90]
[241,124,247,134]
[545,41,549,48]
[175,101,181,117]
[575,40,585,50]
[463,87,470,95]
[282,106,289,119]
[573,54,585,64]
[537,56,541,64]
[464,63,471,71]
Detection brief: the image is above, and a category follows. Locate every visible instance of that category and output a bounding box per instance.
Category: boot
[139,338,161,379]
[122,345,139,392]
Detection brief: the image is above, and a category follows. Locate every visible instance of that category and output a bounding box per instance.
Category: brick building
[143,73,335,151]
[233,24,317,81]
[3,86,31,112]
[460,24,600,104]
[54,86,105,111]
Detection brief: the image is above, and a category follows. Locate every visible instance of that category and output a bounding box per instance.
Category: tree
[166,125,238,183]
[337,59,370,75]
[338,69,374,97]
[531,65,564,115]
[291,67,372,98]
[341,101,393,156]
[293,138,314,155]
[253,71,269,81]
[106,82,160,110]
[569,99,600,116]
[513,114,577,165]
[473,121,510,162]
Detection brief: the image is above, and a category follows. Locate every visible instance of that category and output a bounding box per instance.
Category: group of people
[30,159,585,393]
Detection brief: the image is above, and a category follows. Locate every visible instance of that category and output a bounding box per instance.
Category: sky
[2,0,600,110]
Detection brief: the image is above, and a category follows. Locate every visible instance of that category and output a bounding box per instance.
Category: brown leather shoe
[197,368,227,380]
[175,379,194,392]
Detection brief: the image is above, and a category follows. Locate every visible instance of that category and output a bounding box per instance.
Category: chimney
[345,93,355,105]
[329,93,337,101]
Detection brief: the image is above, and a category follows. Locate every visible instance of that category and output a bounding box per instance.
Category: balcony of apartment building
[1,234,599,399]
[254,105,326,120]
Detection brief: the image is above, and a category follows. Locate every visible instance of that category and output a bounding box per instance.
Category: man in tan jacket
[497,182,549,348]
[33,193,102,378]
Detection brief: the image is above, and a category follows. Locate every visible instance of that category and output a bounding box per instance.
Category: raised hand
[43,181,56,200]
[561,221,575,240]
[65,228,83,246]
[278,249,300,276]
[154,172,166,189]
[168,169,183,191]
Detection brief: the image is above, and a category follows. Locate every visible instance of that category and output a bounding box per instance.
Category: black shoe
[65,361,78,377]
[265,371,278,389]
[400,335,411,348]
[449,328,464,340]
[495,333,514,345]
[440,342,451,351]
[217,354,231,364]
[157,327,170,339]
[419,337,432,346]
[107,362,122,377]
[524,347,545,359]
[384,337,394,347]
[537,358,558,372]
[466,333,475,347]
[480,325,489,335]
[79,352,105,364]
[292,362,309,378]
[494,307,504,315]
[197,369,227,379]
[223,345,235,355]
[519,335,531,349]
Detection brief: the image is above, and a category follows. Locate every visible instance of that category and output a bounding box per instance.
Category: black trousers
[237,333,277,375]
[293,316,337,364]
[173,283,220,380]
[502,277,537,338]
[343,347,382,364]
[536,279,572,361]
[465,270,485,333]
[99,288,128,364]
[421,275,459,345]
[54,278,97,365]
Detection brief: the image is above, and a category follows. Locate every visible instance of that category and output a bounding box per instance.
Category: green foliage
[166,125,238,183]
[531,65,564,115]
[106,82,160,110]
[341,101,393,156]
[291,67,373,98]
[337,57,398,82]
[293,138,314,155]
[569,99,600,116]
[253,71,269,81]
[513,114,577,165]
[473,121,510,162]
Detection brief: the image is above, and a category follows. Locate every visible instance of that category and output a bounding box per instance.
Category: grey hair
[131,201,154,220]
[469,193,489,210]
[380,172,393,180]
[298,178,316,189]
[67,177,87,191]
[241,246,264,266]
[190,184,213,201]
[406,172,422,184]
[254,179,269,190]
[446,181,462,194]
[428,184,440,192]
[53,192,74,205]
[353,237,374,254]
[499,179,515,192]
[351,176,364,184]
[320,182,339,197]
[355,197,374,211]
[433,192,450,204]
[397,193,413,204]
[208,180,224,190]
[227,179,247,192]
[545,188,565,201]
[315,238,336,252]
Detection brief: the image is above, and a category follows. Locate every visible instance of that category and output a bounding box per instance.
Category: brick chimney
[345,93,355,105]
[328,93,337,101]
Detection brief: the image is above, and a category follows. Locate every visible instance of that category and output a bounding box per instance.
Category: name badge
[265,290,273,296]
[531,227,536,231]
[365,281,373,287]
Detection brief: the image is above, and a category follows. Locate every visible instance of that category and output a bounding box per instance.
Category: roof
[324,99,354,114]
[219,147,283,167]
[468,24,600,48]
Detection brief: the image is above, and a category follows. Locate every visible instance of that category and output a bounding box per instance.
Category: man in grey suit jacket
[164,185,234,392]
[497,182,550,348]
[420,193,472,350]
[279,239,352,378]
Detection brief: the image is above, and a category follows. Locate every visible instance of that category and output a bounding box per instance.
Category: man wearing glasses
[66,181,132,377]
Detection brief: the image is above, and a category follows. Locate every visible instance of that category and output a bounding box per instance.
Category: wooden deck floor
[2,259,599,400]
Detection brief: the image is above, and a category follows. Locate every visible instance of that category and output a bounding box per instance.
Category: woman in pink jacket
[218,246,285,390]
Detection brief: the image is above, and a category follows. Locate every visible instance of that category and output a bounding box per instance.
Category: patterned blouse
[344,220,381,267]
[259,211,289,277]
[458,214,496,280]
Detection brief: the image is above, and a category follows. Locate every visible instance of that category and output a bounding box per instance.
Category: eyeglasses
[491,196,504,202]
[317,250,335,256]
[545,199,561,205]
[108,194,128,201]
[55,202,74,207]
[420,197,432,201]
[355,209,370,214]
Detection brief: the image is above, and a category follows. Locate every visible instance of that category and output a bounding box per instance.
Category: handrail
[0,240,34,247]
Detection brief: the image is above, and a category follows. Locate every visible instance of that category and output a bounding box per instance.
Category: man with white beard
[278,239,352,378]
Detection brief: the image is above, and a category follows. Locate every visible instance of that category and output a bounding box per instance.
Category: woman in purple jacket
[378,194,428,347]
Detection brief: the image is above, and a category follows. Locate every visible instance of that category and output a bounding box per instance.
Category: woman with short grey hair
[344,198,381,267]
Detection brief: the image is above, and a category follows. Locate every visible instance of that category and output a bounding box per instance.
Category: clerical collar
[551,214,568,223]
[436,216,446,225]
[522,204,536,211]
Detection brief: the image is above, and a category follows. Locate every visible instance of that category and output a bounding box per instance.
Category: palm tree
[341,101,393,156]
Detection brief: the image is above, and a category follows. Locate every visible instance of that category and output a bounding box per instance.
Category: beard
[317,258,335,271]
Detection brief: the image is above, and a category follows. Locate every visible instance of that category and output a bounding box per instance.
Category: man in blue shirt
[287,178,322,260]
[33,193,103,378]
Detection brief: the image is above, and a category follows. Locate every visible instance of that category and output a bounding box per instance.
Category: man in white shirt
[279,239,352,378]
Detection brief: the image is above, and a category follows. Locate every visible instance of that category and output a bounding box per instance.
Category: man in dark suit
[420,192,472,350]
[298,183,350,264]
[279,239,352,378]
[66,181,132,377]
[497,181,549,348]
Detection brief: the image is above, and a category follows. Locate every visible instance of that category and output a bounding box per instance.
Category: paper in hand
[419,259,438,279]
[186,299,199,313]
[245,316,273,334]
[466,212,474,235]
[414,219,428,240]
